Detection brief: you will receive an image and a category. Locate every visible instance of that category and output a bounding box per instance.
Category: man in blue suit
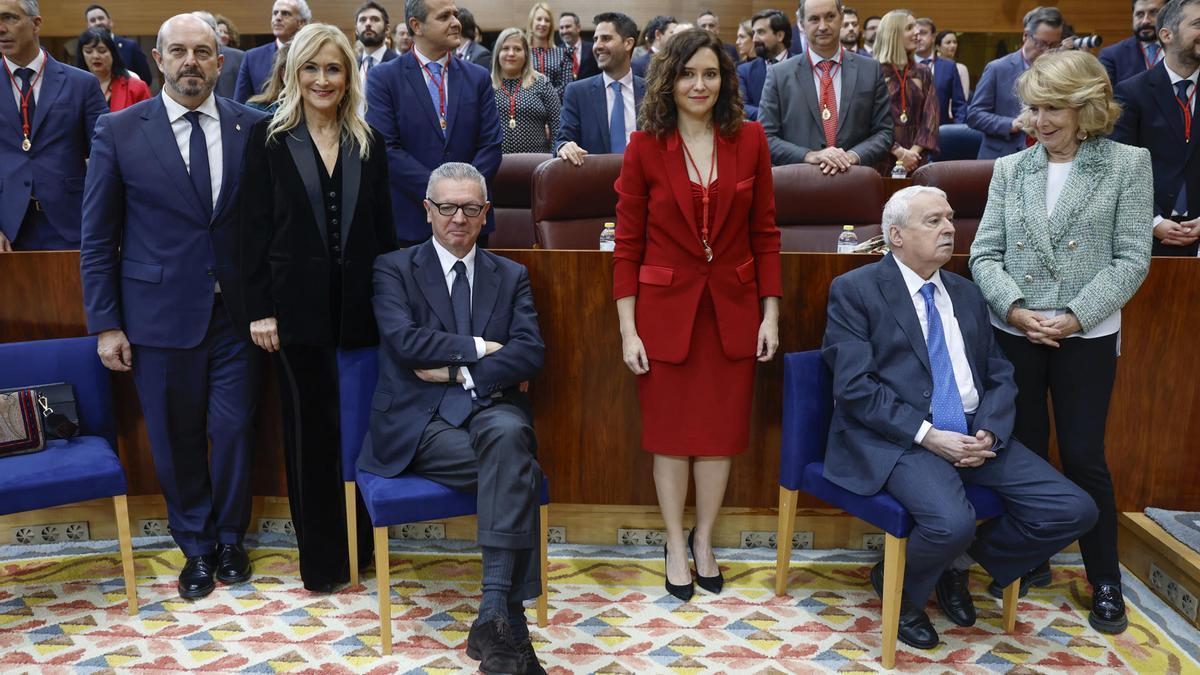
[84,4,153,85]
[232,0,309,103]
[0,0,107,252]
[366,0,502,246]
[738,9,791,121]
[555,12,643,166]
[823,186,1097,650]
[81,14,266,600]
[1112,0,1200,256]
[1100,0,1166,85]
[913,18,967,123]
[966,6,1063,159]
[631,15,675,78]
[358,163,546,674]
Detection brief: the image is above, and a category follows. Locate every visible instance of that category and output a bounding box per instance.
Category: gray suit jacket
[216,46,245,100]
[461,40,492,69]
[758,50,893,167]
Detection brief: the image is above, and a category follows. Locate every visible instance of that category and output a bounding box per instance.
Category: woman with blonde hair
[872,9,939,175]
[491,27,561,153]
[970,50,1151,634]
[237,22,398,592]
[526,2,572,98]
[735,20,755,63]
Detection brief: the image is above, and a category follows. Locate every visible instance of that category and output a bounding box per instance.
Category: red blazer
[613,122,782,364]
[107,76,150,112]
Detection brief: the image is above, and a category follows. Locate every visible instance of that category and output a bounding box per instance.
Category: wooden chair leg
[537,504,549,628]
[881,534,907,670]
[774,487,799,596]
[345,482,358,587]
[1002,579,1019,632]
[374,526,392,656]
[112,495,138,616]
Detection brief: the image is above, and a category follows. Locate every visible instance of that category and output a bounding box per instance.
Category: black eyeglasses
[428,199,487,217]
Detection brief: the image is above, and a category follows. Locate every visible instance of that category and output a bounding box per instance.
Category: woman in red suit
[614,29,781,601]
[75,28,150,112]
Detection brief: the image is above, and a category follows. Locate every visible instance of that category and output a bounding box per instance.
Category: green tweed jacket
[968,137,1153,333]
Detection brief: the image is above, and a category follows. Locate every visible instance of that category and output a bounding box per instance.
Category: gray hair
[156,13,219,53]
[191,11,219,33]
[1023,6,1064,33]
[406,0,429,25]
[283,0,313,22]
[426,162,488,202]
[881,185,948,247]
[18,0,38,16]
[1158,0,1200,35]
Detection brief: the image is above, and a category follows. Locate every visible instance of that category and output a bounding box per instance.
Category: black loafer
[935,568,977,627]
[516,638,547,675]
[1088,583,1128,634]
[688,529,724,594]
[178,553,218,599]
[466,615,525,674]
[870,562,939,650]
[215,543,252,584]
[989,560,1052,599]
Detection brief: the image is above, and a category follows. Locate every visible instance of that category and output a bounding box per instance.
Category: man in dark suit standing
[759,0,892,173]
[359,162,546,674]
[559,11,599,80]
[233,0,309,103]
[738,9,791,121]
[697,10,739,65]
[1100,0,1166,85]
[631,15,675,78]
[823,186,1097,650]
[192,11,243,100]
[0,0,107,252]
[1112,0,1200,256]
[356,0,398,87]
[81,13,265,599]
[913,18,967,123]
[839,7,869,55]
[84,4,152,85]
[366,0,503,246]
[453,8,491,68]
[555,12,643,166]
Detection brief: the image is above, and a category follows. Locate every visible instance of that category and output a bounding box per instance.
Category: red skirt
[637,288,756,456]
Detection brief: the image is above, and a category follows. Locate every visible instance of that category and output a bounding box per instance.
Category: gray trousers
[411,402,543,601]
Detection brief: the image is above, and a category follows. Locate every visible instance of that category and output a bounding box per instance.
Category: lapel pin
[235,123,241,132]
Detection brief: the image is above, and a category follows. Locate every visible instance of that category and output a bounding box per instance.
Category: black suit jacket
[461,41,492,69]
[236,118,399,348]
[821,254,1018,495]
[562,40,599,79]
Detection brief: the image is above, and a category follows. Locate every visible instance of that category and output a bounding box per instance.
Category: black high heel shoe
[663,543,694,601]
[689,529,724,594]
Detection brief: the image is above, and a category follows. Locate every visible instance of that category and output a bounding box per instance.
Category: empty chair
[911,159,995,252]
[771,165,884,252]
[491,153,551,248]
[934,124,984,162]
[531,154,624,249]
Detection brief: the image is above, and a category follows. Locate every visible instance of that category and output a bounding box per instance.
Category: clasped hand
[1007,308,1081,347]
[412,340,503,382]
[921,428,996,468]
[805,147,857,175]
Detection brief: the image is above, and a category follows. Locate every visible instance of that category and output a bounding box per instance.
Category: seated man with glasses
[357,162,549,674]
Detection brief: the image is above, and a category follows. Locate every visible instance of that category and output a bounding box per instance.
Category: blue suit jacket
[1100,36,1155,87]
[631,52,651,79]
[923,55,967,124]
[233,41,277,104]
[0,53,107,246]
[1111,61,1200,219]
[738,58,769,121]
[554,73,646,155]
[80,95,266,349]
[113,35,152,84]
[965,51,1027,160]
[365,52,503,241]
[355,242,545,477]
[821,254,1018,495]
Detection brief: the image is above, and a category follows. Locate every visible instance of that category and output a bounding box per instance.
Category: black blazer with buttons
[236,117,398,348]
[356,240,545,477]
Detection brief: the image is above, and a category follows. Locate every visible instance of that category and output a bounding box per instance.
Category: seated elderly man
[821,186,1098,649]
[357,162,547,674]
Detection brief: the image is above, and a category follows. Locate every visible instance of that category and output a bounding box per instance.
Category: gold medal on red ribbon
[509,118,516,129]
[822,107,831,121]
[21,137,31,152]
[440,118,447,129]
[899,111,908,124]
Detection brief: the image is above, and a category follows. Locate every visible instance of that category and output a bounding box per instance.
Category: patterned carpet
[0,533,1197,673]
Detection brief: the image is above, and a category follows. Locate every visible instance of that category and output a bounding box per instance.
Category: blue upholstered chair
[337,347,550,656]
[934,124,984,162]
[776,350,1017,668]
[0,336,137,615]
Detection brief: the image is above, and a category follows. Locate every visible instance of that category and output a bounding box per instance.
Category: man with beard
[560,11,599,79]
[233,0,309,102]
[191,11,243,100]
[738,9,791,121]
[1101,0,1166,84]
[840,7,868,55]
[80,13,266,599]
[356,0,396,88]
[555,11,644,165]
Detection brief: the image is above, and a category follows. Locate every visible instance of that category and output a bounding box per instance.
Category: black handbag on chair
[0,382,80,458]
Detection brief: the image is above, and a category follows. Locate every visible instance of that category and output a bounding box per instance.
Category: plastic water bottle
[599,222,616,251]
[837,225,858,253]
[891,160,908,179]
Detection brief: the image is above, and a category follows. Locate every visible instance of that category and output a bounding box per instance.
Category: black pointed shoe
[215,543,252,584]
[688,529,724,594]
[466,615,525,674]
[870,562,939,650]
[935,568,977,627]
[663,543,694,601]
[178,553,218,599]
[989,560,1052,598]
[516,638,547,675]
[1088,583,1128,634]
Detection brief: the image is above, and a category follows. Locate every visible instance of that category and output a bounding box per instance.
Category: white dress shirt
[808,46,843,108]
[894,257,980,444]
[430,237,487,393]
[161,90,223,213]
[916,53,936,77]
[360,45,389,81]
[602,69,636,145]
[5,50,45,108]
[413,46,451,112]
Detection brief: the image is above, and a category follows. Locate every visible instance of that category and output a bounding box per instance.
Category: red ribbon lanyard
[534,48,547,74]
[504,79,522,122]
[3,50,47,146]
[571,49,580,76]
[679,131,717,249]
[893,63,911,121]
[1177,83,1197,142]
[421,55,450,126]
[809,46,844,79]
[1142,43,1158,70]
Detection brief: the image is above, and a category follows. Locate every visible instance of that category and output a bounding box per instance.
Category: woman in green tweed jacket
[969,50,1152,636]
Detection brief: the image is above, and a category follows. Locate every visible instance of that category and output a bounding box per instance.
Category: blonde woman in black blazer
[237,23,398,592]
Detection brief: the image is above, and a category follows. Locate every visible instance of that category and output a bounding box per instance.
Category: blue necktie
[609,81,626,154]
[425,60,445,132]
[1176,79,1192,215]
[1147,43,1161,67]
[919,283,969,435]
[185,111,213,221]
[15,67,34,130]
[439,260,473,426]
